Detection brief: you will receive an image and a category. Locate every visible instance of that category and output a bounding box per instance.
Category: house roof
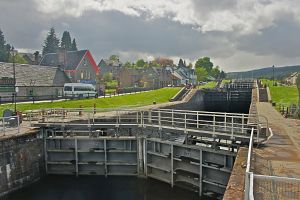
[98,59,122,68]
[40,50,87,70]
[0,62,70,86]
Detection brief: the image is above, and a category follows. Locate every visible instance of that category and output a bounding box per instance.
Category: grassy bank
[261,79,298,106]
[198,81,217,89]
[0,87,181,115]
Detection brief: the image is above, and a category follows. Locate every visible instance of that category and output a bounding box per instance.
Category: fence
[0,115,20,136]
[244,128,300,200]
[274,103,299,118]
[0,87,162,105]
[17,108,268,142]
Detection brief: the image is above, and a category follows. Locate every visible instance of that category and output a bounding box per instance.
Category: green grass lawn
[221,79,231,85]
[0,88,181,115]
[261,79,298,106]
[198,81,217,89]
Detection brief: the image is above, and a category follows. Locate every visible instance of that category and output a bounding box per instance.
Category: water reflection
[7,175,209,200]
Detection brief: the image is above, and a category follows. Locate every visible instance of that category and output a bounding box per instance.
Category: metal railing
[0,115,20,136]
[19,108,268,141]
[244,128,300,200]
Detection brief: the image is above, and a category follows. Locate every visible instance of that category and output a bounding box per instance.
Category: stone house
[40,50,99,84]
[0,62,71,101]
[284,72,299,85]
[118,68,143,88]
[98,59,122,80]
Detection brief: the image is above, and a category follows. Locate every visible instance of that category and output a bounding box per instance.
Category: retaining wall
[0,132,45,197]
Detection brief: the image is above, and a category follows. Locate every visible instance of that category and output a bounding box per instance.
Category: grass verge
[0,87,181,115]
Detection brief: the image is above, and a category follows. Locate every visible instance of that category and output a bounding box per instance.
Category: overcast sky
[1,0,300,72]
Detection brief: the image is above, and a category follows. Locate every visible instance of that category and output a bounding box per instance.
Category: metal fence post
[197,111,199,129]
[2,117,5,136]
[172,110,174,126]
[17,115,20,134]
[213,114,216,133]
[242,114,245,134]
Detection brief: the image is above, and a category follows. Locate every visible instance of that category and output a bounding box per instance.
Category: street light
[272,65,275,86]
[11,46,17,114]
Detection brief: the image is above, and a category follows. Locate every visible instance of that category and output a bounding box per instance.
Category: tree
[195,67,208,82]
[220,70,226,79]
[109,55,119,61]
[42,27,60,55]
[0,29,10,62]
[61,31,72,51]
[124,61,132,68]
[195,57,213,73]
[154,57,173,67]
[8,53,28,64]
[211,66,221,79]
[103,72,113,82]
[71,38,78,51]
[188,63,193,69]
[178,58,185,68]
[136,59,146,68]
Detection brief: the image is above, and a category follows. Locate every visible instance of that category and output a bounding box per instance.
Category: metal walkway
[21,108,268,143]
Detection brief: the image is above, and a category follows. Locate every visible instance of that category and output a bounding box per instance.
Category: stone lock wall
[0,132,45,197]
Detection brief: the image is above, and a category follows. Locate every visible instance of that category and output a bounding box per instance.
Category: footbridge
[26,108,268,143]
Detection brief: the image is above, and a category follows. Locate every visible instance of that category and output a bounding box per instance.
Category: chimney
[58,48,65,67]
[34,51,39,65]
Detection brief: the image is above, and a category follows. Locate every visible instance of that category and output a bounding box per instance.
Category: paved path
[254,102,300,176]
[253,102,300,199]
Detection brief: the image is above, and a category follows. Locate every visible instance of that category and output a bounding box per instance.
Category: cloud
[2,0,300,72]
[33,0,300,35]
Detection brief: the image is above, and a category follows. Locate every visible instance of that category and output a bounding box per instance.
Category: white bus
[64,83,98,98]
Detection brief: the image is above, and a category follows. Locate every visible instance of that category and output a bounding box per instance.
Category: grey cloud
[1,0,300,72]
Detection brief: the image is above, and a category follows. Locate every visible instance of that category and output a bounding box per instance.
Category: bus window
[64,86,72,91]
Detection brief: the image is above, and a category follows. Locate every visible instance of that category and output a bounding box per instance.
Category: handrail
[21,108,268,142]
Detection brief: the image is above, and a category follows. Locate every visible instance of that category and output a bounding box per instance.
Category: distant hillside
[227,65,300,79]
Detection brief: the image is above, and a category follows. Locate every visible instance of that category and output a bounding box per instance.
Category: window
[81,72,84,79]
[64,86,72,91]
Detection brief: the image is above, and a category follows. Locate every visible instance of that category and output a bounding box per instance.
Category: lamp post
[11,46,17,114]
[272,65,275,86]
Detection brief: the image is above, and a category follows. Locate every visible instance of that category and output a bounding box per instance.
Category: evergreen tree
[178,58,185,68]
[71,38,78,51]
[42,27,60,55]
[0,29,9,62]
[61,31,72,51]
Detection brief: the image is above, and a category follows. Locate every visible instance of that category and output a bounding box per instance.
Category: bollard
[93,103,96,114]
[79,105,83,116]
[41,110,45,123]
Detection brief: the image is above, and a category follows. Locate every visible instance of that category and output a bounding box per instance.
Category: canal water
[7,175,210,200]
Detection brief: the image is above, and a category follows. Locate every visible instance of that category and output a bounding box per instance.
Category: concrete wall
[0,132,45,197]
[166,89,252,114]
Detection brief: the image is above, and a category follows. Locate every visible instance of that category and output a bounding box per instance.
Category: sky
[1,0,300,72]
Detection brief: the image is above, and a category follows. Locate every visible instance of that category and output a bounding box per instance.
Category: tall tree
[195,67,208,82]
[195,57,213,73]
[136,59,146,68]
[61,31,72,51]
[71,38,78,51]
[178,58,185,68]
[220,70,226,79]
[109,55,119,61]
[211,66,221,79]
[154,57,173,67]
[8,53,28,64]
[124,61,132,68]
[0,29,9,62]
[42,27,60,55]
